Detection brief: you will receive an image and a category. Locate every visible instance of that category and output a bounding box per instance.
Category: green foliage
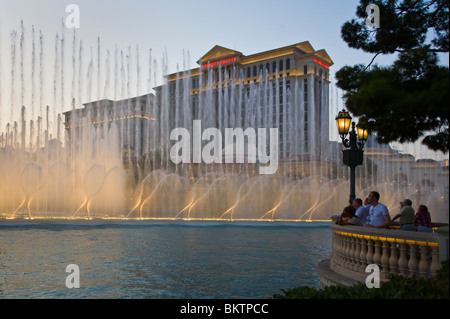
[341,0,448,54]
[272,260,449,299]
[336,55,449,152]
[336,0,449,153]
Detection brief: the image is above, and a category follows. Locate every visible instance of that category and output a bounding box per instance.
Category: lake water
[0,220,331,299]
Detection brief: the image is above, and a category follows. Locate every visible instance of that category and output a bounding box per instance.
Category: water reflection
[0,221,331,299]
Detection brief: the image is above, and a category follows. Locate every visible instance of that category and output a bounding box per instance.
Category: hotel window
[191,97,198,119]
[273,62,277,73]
[266,63,270,73]
[286,58,291,70]
[247,67,251,78]
[253,66,257,77]
[279,60,284,72]
[304,65,307,75]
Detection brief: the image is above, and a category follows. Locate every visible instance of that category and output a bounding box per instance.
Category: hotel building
[64,42,334,162]
[154,41,334,160]
[63,93,155,159]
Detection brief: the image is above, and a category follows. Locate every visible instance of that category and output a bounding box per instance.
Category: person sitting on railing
[415,205,433,233]
[391,199,415,231]
[364,191,391,228]
[336,205,361,226]
[353,198,369,226]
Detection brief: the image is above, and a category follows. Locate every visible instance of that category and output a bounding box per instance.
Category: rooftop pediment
[198,45,242,64]
[314,49,334,66]
[294,41,315,54]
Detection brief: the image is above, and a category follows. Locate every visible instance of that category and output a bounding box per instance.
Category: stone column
[397,240,409,276]
[344,235,350,269]
[359,237,368,272]
[436,226,449,263]
[408,241,418,277]
[418,243,429,278]
[349,235,356,270]
[353,235,361,271]
[388,239,399,275]
[366,239,374,266]
[380,238,390,279]
[373,238,382,266]
[429,243,441,276]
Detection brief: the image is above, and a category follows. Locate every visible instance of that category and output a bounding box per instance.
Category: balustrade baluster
[408,241,418,277]
[388,239,399,275]
[397,239,408,276]
[418,243,429,278]
[334,232,341,267]
[380,238,390,279]
[331,232,336,267]
[353,234,361,271]
[339,232,345,267]
[344,235,350,269]
[359,237,367,272]
[429,243,440,276]
[366,238,374,266]
[373,238,381,267]
[349,235,356,269]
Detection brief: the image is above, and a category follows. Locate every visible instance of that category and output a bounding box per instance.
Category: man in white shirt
[364,191,391,228]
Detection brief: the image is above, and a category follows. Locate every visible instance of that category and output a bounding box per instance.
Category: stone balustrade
[327,223,449,285]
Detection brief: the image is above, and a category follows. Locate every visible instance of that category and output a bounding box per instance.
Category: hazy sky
[1,0,405,74]
[0,0,448,159]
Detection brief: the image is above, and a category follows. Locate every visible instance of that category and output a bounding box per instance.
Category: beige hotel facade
[64,42,334,163]
[154,41,334,160]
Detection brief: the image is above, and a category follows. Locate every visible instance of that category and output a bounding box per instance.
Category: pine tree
[336,0,449,153]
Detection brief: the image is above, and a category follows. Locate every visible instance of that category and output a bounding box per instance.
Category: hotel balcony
[318,223,449,287]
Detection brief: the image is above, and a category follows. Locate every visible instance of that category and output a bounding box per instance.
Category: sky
[1,0,397,73]
[0,0,448,160]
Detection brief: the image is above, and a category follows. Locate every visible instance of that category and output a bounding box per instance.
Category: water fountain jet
[0,26,447,223]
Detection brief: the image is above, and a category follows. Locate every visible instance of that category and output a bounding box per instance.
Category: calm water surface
[0,220,331,299]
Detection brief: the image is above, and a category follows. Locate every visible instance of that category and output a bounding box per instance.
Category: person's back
[415,205,433,233]
[353,198,369,226]
[396,199,415,231]
[338,205,358,225]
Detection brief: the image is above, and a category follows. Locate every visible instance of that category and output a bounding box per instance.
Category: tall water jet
[0,24,448,222]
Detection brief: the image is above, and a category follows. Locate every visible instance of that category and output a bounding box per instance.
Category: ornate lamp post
[335,110,368,204]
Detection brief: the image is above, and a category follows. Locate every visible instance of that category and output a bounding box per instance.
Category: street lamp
[335,110,368,204]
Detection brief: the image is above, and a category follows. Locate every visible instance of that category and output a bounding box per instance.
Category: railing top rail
[329,223,441,245]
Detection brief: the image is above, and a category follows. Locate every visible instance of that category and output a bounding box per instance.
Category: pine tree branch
[394,48,449,53]
[362,52,383,72]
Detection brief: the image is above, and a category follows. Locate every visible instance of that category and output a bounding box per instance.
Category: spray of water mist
[0,23,448,222]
